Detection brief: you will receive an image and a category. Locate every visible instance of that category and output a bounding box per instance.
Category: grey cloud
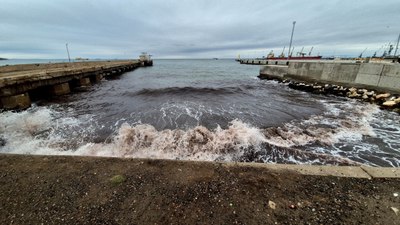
[0,0,399,59]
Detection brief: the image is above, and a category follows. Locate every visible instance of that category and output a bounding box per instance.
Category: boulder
[376,93,391,100]
[365,91,375,96]
[357,89,368,94]
[382,100,397,107]
[347,92,360,98]
[349,87,357,92]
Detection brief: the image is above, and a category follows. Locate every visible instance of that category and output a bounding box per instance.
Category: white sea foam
[0,100,399,166]
[263,100,378,148]
[0,106,92,155]
[75,119,267,161]
[0,106,267,161]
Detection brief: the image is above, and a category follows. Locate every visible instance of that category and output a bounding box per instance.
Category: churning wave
[132,86,251,97]
[2,99,397,166]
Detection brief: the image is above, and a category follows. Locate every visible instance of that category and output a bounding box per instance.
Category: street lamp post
[394,33,400,57]
[66,43,71,62]
[288,21,296,60]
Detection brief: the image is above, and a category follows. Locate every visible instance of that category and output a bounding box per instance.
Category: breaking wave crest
[76,120,267,161]
[0,100,398,166]
[71,120,355,165]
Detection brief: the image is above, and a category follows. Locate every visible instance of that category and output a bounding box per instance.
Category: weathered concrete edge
[1,154,399,179]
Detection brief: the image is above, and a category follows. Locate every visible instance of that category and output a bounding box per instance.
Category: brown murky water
[1,59,399,166]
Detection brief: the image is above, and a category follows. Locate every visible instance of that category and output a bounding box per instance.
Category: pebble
[268,200,276,210]
[391,207,399,215]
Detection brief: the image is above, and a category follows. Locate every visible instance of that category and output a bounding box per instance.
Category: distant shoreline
[0,58,8,60]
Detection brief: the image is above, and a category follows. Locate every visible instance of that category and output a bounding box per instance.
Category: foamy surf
[74,119,266,161]
[263,100,378,148]
[0,100,399,166]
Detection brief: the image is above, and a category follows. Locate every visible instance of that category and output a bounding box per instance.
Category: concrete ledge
[1,154,399,179]
[361,166,400,178]
[224,162,372,178]
[1,154,400,224]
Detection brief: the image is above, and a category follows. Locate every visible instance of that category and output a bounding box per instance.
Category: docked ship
[264,47,322,60]
[139,52,153,66]
[265,21,322,61]
[265,55,322,60]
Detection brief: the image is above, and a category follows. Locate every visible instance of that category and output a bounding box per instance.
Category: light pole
[66,43,71,62]
[394,33,400,57]
[288,21,296,60]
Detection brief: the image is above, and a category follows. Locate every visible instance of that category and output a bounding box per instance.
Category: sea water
[1,59,399,166]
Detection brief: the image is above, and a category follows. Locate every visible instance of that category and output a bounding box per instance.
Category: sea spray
[0,100,399,166]
[78,119,267,161]
[0,106,94,155]
[263,100,378,148]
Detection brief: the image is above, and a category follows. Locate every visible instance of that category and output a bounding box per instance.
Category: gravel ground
[0,154,399,225]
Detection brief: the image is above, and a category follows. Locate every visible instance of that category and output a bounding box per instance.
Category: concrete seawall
[0,60,145,109]
[259,61,400,93]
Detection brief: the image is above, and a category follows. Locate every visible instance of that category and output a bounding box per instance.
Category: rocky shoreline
[259,76,400,114]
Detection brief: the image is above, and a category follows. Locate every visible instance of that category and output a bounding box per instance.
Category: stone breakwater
[258,61,400,113]
[260,77,400,113]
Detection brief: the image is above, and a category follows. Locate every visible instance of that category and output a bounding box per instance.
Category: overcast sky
[0,0,399,59]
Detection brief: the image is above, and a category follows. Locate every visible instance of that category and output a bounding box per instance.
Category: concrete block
[288,62,306,76]
[355,73,380,86]
[91,74,103,83]
[377,76,400,90]
[1,93,31,110]
[259,65,288,79]
[338,64,360,81]
[321,63,336,80]
[359,63,384,75]
[77,77,91,86]
[325,63,359,83]
[50,83,70,95]
[361,166,400,178]
[288,62,324,80]
[382,64,400,77]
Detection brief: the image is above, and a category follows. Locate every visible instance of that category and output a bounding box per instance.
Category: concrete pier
[259,61,400,93]
[0,60,145,110]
